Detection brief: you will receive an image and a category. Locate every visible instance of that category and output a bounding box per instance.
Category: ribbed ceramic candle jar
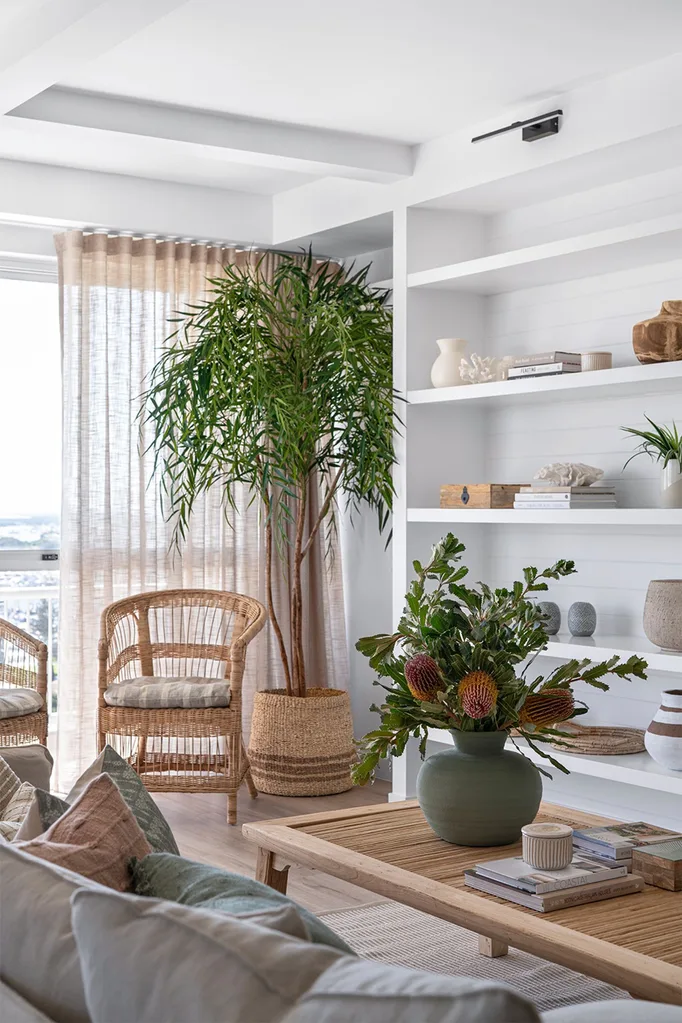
[521,822,574,869]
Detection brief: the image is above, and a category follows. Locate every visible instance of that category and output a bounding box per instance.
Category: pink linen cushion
[14,772,152,890]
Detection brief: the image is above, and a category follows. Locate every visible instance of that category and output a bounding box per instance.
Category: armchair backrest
[0,617,48,699]
[99,589,266,692]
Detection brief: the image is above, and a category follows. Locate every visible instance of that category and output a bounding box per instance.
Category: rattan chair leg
[245,767,258,799]
[227,791,237,826]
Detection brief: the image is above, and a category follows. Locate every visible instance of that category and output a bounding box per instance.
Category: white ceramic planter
[430,338,467,388]
[645,689,682,771]
[661,462,682,508]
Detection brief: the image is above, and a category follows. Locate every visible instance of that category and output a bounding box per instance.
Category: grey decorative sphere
[568,602,597,637]
[537,601,561,635]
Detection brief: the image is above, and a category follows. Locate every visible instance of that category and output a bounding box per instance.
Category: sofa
[1,745,680,1023]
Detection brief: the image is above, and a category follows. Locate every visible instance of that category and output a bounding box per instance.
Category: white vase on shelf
[430,338,467,388]
[645,690,682,771]
[661,463,682,508]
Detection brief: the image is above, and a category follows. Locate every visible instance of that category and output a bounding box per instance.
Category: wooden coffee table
[243,799,682,1004]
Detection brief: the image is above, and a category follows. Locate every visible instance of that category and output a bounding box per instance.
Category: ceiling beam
[9,87,414,183]
[0,0,186,115]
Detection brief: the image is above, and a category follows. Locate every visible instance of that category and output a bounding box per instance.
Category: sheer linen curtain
[55,232,348,791]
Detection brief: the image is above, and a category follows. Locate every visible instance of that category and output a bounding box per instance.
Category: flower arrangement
[353,534,647,784]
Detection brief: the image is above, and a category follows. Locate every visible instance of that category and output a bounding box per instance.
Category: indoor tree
[144,250,397,698]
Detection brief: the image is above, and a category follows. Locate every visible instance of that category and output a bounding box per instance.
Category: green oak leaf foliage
[353,534,648,784]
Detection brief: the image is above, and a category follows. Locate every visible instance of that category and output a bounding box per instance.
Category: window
[0,278,60,711]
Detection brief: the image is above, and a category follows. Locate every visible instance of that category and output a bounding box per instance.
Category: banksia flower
[404,654,443,702]
[520,688,575,726]
[458,671,498,719]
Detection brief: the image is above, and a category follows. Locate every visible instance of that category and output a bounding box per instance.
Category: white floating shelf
[408,508,682,526]
[408,361,682,407]
[539,635,682,675]
[427,731,682,796]
[369,278,393,291]
[407,214,682,293]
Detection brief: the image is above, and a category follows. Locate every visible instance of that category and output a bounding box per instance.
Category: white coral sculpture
[533,463,605,487]
[459,353,499,384]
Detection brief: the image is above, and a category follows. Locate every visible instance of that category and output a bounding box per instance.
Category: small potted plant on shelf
[144,251,396,796]
[622,415,682,508]
[354,534,648,846]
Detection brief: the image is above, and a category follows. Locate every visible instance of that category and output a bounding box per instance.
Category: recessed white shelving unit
[427,732,682,797]
[390,155,682,826]
[408,361,682,407]
[407,508,682,526]
[407,214,682,293]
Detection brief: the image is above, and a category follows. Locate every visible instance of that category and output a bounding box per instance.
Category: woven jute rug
[321,900,628,1012]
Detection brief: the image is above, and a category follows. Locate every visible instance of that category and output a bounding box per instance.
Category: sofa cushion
[14,788,69,841]
[0,781,35,841]
[14,773,151,890]
[0,687,43,719]
[282,955,541,1023]
[0,744,53,789]
[71,887,344,1023]
[0,981,55,1023]
[103,676,231,708]
[0,753,21,811]
[0,843,100,1023]
[130,851,354,953]
[542,1002,682,1022]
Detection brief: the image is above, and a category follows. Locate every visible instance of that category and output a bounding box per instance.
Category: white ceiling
[61,0,682,143]
[1,0,682,199]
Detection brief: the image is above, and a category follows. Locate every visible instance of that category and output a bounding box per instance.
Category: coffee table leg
[255,847,290,894]
[478,935,509,958]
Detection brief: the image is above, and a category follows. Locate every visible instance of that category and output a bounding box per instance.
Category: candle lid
[522,823,573,839]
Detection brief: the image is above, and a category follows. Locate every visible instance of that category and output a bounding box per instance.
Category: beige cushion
[0,744,53,789]
[0,843,101,1023]
[0,781,35,841]
[0,687,43,720]
[283,955,540,1023]
[103,676,231,709]
[0,754,21,812]
[14,773,152,890]
[0,981,55,1023]
[71,887,344,1023]
[543,1003,682,1022]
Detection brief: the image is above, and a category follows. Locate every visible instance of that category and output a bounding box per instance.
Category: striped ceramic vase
[645,690,682,771]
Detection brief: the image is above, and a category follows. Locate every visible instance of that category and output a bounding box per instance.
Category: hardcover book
[572,822,682,860]
[508,363,582,378]
[511,352,581,367]
[464,869,644,913]
[474,854,627,894]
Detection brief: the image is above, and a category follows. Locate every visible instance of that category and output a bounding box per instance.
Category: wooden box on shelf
[632,840,682,891]
[440,484,523,509]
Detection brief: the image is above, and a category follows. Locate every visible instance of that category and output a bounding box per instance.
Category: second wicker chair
[98,589,266,824]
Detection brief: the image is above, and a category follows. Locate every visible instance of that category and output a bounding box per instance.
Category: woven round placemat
[551,722,645,755]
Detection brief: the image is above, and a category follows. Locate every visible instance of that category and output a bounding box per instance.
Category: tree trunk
[265,514,292,695]
[291,478,307,697]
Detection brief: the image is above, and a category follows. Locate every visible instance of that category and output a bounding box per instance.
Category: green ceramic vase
[416,730,542,846]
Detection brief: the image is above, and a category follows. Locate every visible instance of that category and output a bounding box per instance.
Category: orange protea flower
[404,653,444,702]
[520,688,575,726]
[458,671,498,719]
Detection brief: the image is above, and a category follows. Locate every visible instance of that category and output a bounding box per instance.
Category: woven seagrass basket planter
[248,688,355,796]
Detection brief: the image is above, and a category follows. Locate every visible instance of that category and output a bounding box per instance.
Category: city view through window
[0,278,61,710]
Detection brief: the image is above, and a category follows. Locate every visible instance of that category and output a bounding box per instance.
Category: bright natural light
[0,278,60,547]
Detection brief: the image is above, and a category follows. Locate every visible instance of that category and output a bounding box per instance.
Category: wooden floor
[153,781,391,914]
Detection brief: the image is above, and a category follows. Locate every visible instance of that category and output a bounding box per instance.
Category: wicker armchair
[0,617,48,747]
[98,589,267,824]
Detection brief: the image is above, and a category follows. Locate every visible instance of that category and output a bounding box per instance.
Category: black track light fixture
[471,109,562,144]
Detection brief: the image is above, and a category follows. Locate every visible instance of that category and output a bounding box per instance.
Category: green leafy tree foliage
[144,251,397,697]
[354,534,648,783]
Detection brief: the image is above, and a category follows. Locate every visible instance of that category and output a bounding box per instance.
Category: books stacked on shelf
[572,822,682,867]
[514,486,617,511]
[508,352,582,380]
[464,853,643,913]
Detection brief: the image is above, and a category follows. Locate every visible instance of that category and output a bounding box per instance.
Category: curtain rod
[82,229,339,263]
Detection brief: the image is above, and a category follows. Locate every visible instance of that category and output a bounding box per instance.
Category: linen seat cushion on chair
[103,676,231,709]
[0,687,44,720]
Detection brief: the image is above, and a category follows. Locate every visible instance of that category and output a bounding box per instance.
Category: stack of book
[572,822,682,868]
[508,352,582,380]
[464,853,644,913]
[514,486,617,511]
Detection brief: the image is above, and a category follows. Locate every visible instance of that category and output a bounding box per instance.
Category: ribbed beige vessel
[248,688,354,796]
[522,823,574,869]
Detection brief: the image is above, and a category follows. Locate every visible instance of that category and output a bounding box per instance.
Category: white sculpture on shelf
[533,463,605,487]
[459,353,499,384]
